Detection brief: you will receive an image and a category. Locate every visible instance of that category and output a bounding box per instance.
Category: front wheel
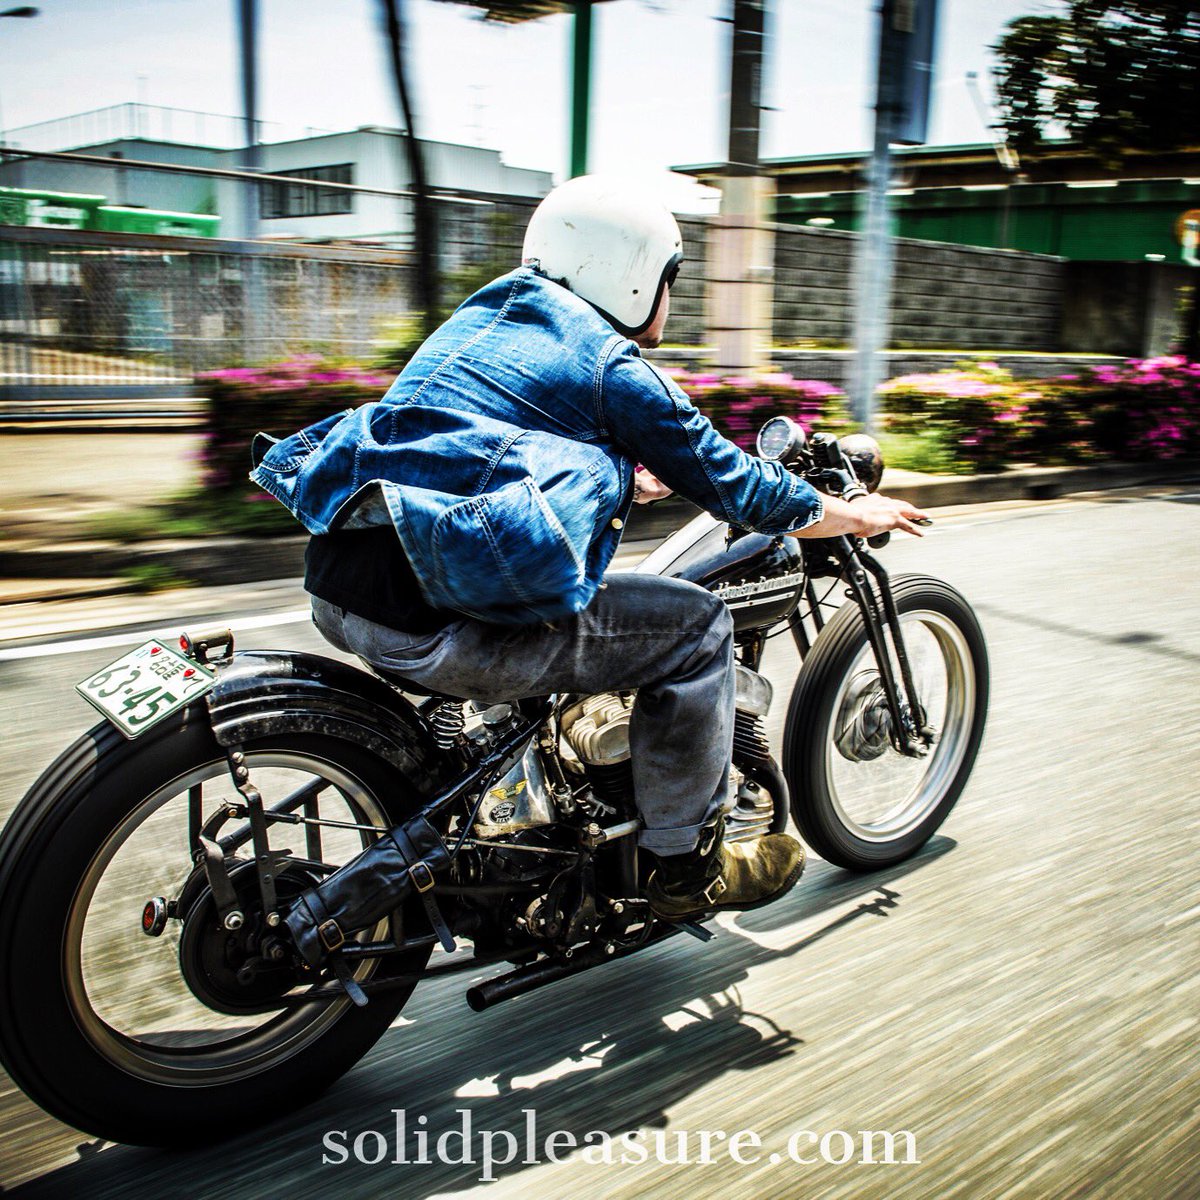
[783,574,989,870]
[0,712,436,1146]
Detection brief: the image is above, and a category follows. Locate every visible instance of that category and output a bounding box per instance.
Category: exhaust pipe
[466,924,677,1012]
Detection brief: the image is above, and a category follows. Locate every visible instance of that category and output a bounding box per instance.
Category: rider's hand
[789,492,929,540]
[848,493,928,538]
[633,468,673,505]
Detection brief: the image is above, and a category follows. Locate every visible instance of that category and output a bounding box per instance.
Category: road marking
[0,608,313,662]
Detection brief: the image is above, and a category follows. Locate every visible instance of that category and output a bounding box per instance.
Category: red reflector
[183,668,195,677]
[179,636,188,650]
[150,646,161,654]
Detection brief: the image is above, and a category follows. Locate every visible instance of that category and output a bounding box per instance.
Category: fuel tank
[635,513,806,632]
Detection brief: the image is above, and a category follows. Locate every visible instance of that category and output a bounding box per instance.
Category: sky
[0,0,1058,206]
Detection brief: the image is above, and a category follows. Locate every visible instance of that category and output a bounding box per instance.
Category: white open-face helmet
[522,175,683,338]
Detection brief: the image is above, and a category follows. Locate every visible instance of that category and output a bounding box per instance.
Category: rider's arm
[601,353,824,536]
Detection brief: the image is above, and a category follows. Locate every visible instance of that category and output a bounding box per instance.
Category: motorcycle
[0,417,988,1146]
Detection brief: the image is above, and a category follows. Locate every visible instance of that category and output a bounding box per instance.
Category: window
[260,164,354,219]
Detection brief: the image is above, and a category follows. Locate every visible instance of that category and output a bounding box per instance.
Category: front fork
[791,537,932,758]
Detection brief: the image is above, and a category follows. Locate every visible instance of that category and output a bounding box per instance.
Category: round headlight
[756,416,806,464]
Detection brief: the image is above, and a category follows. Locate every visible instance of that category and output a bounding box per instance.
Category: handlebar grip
[867,532,891,549]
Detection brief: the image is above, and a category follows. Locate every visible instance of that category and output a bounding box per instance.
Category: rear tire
[0,710,435,1146]
[783,574,989,871]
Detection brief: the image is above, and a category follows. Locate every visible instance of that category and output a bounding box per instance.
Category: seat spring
[431,701,467,750]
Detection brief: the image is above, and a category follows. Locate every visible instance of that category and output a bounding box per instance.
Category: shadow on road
[975,602,1200,667]
[11,838,955,1199]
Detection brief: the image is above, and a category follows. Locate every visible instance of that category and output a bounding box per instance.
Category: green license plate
[76,640,217,738]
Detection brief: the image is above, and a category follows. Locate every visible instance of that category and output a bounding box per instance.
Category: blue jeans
[310,573,735,855]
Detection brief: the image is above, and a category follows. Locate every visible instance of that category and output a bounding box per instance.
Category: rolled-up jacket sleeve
[600,351,824,535]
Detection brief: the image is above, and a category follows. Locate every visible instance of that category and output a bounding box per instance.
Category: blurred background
[1,2,1198,1197]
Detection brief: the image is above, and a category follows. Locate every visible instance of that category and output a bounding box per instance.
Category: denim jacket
[250,267,823,625]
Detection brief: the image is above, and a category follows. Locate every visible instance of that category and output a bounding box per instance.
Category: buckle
[408,860,436,893]
[700,875,727,906]
[318,918,345,952]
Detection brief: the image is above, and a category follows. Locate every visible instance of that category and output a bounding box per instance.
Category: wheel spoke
[824,609,975,842]
[218,777,332,855]
[63,753,406,1086]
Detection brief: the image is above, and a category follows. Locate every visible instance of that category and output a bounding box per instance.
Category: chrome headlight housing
[755,416,807,466]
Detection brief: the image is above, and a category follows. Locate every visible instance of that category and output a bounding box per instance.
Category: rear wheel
[783,574,989,870]
[0,712,435,1146]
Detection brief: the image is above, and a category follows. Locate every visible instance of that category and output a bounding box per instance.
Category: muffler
[466,923,677,1012]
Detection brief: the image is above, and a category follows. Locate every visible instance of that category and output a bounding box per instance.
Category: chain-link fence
[0,228,414,395]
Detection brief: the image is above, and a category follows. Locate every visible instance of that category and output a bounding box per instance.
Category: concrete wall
[1060,261,1192,357]
[771,225,1065,351]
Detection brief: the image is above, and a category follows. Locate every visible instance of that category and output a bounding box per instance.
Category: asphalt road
[1,486,1198,1199]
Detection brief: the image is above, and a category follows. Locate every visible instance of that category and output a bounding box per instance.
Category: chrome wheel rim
[64,751,393,1085]
[823,610,975,843]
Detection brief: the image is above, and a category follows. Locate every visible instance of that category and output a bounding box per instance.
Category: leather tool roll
[283,813,455,966]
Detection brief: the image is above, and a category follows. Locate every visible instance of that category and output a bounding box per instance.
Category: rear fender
[204,649,446,792]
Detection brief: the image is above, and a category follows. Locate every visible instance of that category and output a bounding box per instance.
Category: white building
[0,103,553,244]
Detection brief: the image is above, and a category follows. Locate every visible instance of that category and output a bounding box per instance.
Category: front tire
[0,711,436,1146]
[783,574,989,870]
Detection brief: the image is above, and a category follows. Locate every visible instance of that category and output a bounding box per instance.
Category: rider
[253,175,927,920]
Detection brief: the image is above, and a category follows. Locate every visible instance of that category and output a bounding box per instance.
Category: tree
[992,2,1200,161]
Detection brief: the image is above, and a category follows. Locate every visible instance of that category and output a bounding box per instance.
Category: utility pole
[1183,216,1199,361]
[236,0,259,241]
[709,0,773,374]
[236,0,263,363]
[569,1,593,178]
[966,70,1021,249]
[849,0,940,429]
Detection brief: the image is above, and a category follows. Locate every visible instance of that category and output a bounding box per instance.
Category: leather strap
[329,952,368,1007]
[392,823,457,954]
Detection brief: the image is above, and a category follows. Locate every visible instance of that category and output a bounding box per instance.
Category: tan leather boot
[646,815,806,920]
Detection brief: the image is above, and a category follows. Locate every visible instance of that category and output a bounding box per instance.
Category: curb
[1,460,1196,600]
[879,460,1200,507]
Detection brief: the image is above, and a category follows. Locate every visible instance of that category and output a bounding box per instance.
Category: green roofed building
[676,142,1200,264]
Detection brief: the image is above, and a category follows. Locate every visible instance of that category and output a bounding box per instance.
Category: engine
[560,667,779,840]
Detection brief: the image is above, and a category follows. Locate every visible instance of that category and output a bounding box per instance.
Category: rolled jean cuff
[638,796,729,856]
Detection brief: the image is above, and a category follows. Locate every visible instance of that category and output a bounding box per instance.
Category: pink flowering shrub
[1069,356,1200,462]
[198,357,391,499]
[192,354,1199,537]
[659,368,853,450]
[879,358,1200,473]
